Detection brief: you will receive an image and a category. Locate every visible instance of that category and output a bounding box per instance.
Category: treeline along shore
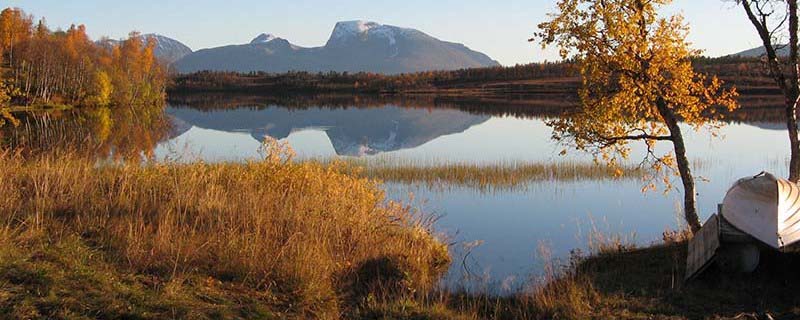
[168,56,784,110]
[0,7,166,122]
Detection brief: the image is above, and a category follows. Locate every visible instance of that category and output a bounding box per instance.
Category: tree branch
[741,0,790,95]
[598,134,673,142]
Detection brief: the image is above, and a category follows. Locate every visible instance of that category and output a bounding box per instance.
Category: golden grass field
[0,143,450,318]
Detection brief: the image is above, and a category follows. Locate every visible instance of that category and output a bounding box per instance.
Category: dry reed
[330,158,644,191]
[0,141,449,318]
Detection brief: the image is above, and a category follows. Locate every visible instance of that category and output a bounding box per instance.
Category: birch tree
[536,0,739,232]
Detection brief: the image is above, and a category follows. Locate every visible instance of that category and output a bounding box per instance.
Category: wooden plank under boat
[686,214,720,281]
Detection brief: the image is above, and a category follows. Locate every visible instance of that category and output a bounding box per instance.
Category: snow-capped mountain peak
[328,20,406,46]
[251,33,278,44]
[333,20,380,36]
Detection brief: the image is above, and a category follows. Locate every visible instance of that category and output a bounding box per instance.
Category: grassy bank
[368,239,800,319]
[508,241,800,319]
[0,146,449,319]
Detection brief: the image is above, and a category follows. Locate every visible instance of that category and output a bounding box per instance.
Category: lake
[7,95,791,292]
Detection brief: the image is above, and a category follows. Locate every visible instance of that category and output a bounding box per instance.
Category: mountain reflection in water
[167,105,491,156]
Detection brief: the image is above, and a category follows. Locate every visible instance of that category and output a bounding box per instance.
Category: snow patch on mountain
[331,21,379,38]
[329,20,410,46]
[251,33,278,44]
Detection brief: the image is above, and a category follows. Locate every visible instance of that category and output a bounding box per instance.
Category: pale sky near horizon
[5,0,768,66]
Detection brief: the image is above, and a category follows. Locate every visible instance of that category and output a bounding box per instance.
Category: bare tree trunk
[786,95,800,182]
[788,0,800,182]
[657,99,701,233]
[741,0,800,182]
[671,126,701,233]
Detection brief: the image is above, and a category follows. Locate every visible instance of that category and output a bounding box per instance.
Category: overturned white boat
[722,172,800,250]
[686,172,800,280]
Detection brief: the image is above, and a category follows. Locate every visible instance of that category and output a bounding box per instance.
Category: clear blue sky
[6,0,764,66]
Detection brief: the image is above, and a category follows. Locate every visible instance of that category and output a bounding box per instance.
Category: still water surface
[154,99,788,290]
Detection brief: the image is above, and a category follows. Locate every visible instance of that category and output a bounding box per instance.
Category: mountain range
[150,20,499,74]
[117,32,794,73]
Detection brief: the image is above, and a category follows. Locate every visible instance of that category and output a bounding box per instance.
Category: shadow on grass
[567,243,800,319]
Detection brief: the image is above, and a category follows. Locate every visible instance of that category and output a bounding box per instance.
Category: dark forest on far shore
[168,56,774,95]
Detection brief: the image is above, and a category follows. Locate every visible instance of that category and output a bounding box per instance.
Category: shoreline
[8,103,75,113]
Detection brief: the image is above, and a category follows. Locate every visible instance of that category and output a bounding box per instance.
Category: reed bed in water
[333,158,645,190]
[0,145,449,319]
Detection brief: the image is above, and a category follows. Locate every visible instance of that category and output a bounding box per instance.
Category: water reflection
[167,105,490,157]
[2,105,172,160]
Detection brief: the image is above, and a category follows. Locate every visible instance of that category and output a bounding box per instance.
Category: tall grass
[3,142,789,318]
[0,141,449,318]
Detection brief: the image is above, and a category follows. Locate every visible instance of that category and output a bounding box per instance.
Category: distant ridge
[729,44,789,58]
[173,20,500,74]
[97,34,192,64]
[144,34,193,64]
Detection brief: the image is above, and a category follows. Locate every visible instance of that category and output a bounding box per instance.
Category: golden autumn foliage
[88,70,112,106]
[0,79,12,126]
[536,0,738,231]
[537,0,738,160]
[0,7,167,114]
